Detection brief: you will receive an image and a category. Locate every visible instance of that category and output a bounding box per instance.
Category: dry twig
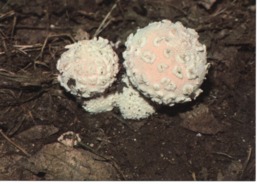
[0,129,31,157]
[11,15,17,38]
[36,34,75,60]
[212,151,234,159]
[0,11,15,20]
[191,171,197,181]
[240,145,253,179]
[94,0,120,37]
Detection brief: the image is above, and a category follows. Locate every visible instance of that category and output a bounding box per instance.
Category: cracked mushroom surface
[57,37,119,98]
[123,20,209,106]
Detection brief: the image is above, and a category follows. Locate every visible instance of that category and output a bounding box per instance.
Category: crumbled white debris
[58,131,81,147]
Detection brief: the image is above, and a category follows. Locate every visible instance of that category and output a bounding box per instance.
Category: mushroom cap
[123,20,209,105]
[57,37,119,98]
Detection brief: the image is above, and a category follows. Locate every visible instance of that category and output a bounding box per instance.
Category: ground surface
[0,0,255,181]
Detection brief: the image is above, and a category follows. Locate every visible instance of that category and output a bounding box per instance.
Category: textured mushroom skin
[57,37,119,98]
[116,76,155,120]
[123,20,209,106]
[82,75,155,120]
[82,94,118,113]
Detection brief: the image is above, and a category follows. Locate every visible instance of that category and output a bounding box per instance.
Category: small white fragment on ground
[58,131,81,147]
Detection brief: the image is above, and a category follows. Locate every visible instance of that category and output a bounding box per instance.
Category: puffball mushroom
[123,20,209,106]
[57,37,119,98]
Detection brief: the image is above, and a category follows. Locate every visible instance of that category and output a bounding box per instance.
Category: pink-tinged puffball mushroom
[57,37,119,98]
[123,20,209,106]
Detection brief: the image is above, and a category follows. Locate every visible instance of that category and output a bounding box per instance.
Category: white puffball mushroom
[57,37,119,98]
[123,20,209,106]
[116,75,156,120]
[82,93,118,113]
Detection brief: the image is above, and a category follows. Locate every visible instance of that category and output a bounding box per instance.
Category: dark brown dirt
[0,0,255,181]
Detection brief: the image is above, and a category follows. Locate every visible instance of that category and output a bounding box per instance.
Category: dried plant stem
[0,11,15,20]
[0,129,31,157]
[36,34,75,60]
[11,15,17,38]
[212,151,234,159]
[191,172,196,181]
[240,145,253,179]
[94,0,120,37]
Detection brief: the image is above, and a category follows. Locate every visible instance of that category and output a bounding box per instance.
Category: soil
[0,0,255,181]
